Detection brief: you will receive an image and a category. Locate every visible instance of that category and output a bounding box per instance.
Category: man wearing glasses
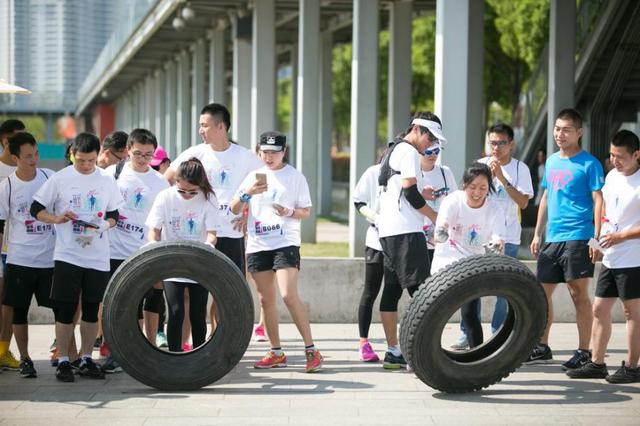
[97,131,128,169]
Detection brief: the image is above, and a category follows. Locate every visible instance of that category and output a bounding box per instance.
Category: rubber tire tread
[400,254,547,393]
[102,241,254,391]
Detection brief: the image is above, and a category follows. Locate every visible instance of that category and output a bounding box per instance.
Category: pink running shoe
[359,342,380,362]
[182,343,193,352]
[254,351,287,369]
[254,325,268,342]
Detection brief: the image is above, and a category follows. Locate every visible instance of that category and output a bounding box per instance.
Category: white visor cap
[412,118,447,144]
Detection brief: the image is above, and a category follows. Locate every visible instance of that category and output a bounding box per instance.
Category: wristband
[239,190,252,203]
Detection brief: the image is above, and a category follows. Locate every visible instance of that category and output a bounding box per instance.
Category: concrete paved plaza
[0,323,638,425]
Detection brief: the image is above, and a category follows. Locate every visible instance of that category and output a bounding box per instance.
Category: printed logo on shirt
[548,170,574,191]
[465,224,484,246]
[16,201,30,219]
[169,212,201,238]
[210,166,231,190]
[122,187,146,211]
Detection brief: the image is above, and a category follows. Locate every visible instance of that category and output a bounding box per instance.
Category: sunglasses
[424,146,441,156]
[177,189,199,196]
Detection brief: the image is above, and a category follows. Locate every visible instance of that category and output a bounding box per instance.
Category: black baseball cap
[259,131,286,152]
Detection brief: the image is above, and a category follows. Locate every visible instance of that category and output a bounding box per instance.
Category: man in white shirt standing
[0,132,55,378]
[567,130,640,383]
[0,119,24,371]
[451,123,533,349]
[31,133,123,383]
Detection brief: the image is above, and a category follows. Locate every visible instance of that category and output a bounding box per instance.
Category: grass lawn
[300,242,349,257]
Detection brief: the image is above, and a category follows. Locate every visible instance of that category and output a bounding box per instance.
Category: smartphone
[75,219,100,229]
[255,173,267,185]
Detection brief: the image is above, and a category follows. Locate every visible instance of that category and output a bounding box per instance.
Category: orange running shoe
[254,351,287,369]
[305,349,323,373]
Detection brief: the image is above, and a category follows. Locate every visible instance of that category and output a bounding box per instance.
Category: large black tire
[102,241,254,391]
[400,254,547,393]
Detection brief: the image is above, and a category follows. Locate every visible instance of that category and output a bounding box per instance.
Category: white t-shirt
[477,157,533,245]
[431,190,506,274]
[105,163,170,260]
[0,161,17,255]
[0,169,56,268]
[170,143,263,238]
[601,168,640,269]
[33,166,124,271]
[378,142,426,238]
[237,165,312,254]
[422,165,458,249]
[353,164,383,251]
[146,187,221,283]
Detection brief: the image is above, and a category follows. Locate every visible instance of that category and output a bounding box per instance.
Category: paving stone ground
[0,323,638,425]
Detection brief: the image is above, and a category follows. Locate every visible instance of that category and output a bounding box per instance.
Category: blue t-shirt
[541,150,604,242]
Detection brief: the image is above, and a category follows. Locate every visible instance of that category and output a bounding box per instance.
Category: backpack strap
[378,138,405,188]
[439,166,447,188]
[114,160,126,180]
[6,176,11,212]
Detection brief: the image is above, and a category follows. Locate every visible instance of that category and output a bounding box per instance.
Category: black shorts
[216,237,246,272]
[365,247,384,264]
[380,232,430,290]
[51,261,110,304]
[595,265,640,300]
[537,240,594,284]
[4,264,54,309]
[109,258,125,279]
[247,246,300,273]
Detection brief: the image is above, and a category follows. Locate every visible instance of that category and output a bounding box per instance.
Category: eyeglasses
[131,151,154,160]
[177,189,199,196]
[109,150,125,160]
[489,140,510,147]
[424,146,441,156]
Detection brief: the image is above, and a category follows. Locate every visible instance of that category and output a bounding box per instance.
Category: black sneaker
[383,352,407,370]
[77,358,105,379]
[566,361,607,379]
[70,358,82,371]
[93,336,103,349]
[19,358,37,378]
[562,349,592,371]
[605,361,640,384]
[101,356,123,374]
[56,361,75,382]
[523,344,553,365]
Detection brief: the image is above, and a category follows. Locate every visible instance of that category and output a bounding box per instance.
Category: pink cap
[150,146,169,167]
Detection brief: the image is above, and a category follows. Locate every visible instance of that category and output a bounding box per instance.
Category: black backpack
[378,138,406,189]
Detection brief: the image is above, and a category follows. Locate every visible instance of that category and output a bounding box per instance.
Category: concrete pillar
[318,32,334,216]
[251,0,276,150]
[388,0,413,140]
[289,45,298,168]
[296,0,320,243]
[232,15,252,148]
[191,38,206,146]
[176,50,191,155]
[349,0,379,257]
[45,114,54,143]
[144,74,155,131]
[434,0,484,181]
[208,27,226,104]
[154,69,165,145]
[131,87,138,130]
[164,60,177,157]
[547,0,576,156]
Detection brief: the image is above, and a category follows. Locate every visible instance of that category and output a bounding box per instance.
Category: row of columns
[112,0,421,254]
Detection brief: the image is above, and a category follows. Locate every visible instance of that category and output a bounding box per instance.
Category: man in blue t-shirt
[527,108,604,370]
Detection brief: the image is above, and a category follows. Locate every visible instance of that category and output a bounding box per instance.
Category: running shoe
[566,361,607,379]
[19,358,37,378]
[254,351,287,369]
[383,352,407,370]
[156,332,168,348]
[56,361,75,382]
[93,336,103,349]
[77,358,105,379]
[305,349,323,373]
[605,361,640,384]
[254,325,268,342]
[0,350,21,370]
[182,343,192,351]
[450,336,469,351]
[562,349,592,371]
[70,358,82,371]
[359,342,379,362]
[523,344,553,365]
[101,356,123,374]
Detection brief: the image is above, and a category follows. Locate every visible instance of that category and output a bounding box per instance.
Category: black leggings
[358,261,384,338]
[164,281,209,352]
[461,299,483,348]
